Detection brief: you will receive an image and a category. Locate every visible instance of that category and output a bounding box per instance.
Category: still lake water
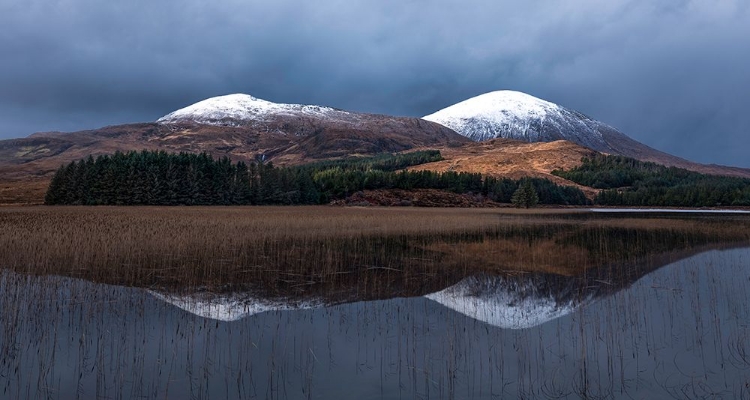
[2,214,750,399]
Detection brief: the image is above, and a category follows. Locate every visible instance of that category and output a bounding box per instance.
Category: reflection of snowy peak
[425,275,593,329]
[150,291,324,322]
[423,91,621,153]
[157,93,352,126]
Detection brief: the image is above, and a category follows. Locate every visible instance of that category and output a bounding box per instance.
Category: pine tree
[512,180,539,208]
[44,165,66,205]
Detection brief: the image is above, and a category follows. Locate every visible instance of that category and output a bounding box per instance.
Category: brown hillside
[0,115,468,204]
[409,139,600,198]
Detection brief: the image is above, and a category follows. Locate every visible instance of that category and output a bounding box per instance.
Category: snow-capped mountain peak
[156,93,346,126]
[423,90,622,152]
[425,91,561,124]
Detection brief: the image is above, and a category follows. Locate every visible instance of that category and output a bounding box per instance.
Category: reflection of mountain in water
[5,247,750,399]
[154,244,746,327]
[424,242,750,329]
[425,274,597,329]
[149,291,326,322]
[150,263,646,326]
[149,269,636,328]
[151,276,592,328]
[141,216,750,324]
[423,238,729,329]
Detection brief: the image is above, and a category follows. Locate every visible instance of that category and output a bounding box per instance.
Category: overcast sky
[1,0,748,167]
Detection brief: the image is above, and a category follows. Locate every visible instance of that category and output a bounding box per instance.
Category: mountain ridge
[1,91,750,205]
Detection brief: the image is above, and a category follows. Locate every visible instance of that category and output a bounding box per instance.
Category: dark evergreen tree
[554,154,750,207]
[511,180,539,208]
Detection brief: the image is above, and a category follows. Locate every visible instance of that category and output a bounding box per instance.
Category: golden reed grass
[1,206,748,295]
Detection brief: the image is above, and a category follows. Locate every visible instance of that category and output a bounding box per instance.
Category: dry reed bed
[1,206,749,294]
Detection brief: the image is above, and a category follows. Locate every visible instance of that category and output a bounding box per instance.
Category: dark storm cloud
[1,0,748,167]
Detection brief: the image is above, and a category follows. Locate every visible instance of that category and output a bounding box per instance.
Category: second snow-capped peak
[156,93,345,126]
[421,90,627,154]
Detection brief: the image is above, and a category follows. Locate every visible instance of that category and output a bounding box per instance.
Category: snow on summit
[157,93,347,126]
[423,90,617,152]
[425,91,559,127]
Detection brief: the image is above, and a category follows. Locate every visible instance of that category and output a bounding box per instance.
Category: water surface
[2,211,750,399]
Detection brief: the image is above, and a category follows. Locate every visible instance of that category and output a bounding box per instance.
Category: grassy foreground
[1,206,749,296]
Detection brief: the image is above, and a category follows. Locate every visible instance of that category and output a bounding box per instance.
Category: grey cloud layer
[1,0,748,166]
